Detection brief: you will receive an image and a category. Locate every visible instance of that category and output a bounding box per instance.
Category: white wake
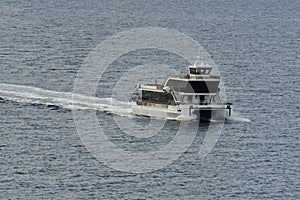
[226,116,251,123]
[0,83,132,116]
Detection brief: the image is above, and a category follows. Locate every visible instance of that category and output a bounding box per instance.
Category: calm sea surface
[0,0,299,199]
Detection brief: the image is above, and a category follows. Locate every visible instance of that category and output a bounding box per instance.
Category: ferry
[130,63,232,122]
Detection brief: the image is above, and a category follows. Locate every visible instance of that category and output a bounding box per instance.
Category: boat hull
[131,104,182,120]
[131,103,229,122]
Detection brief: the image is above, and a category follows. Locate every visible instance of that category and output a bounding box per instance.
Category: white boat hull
[131,103,182,120]
[131,102,230,122]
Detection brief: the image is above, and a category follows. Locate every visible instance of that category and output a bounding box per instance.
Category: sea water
[0,0,299,199]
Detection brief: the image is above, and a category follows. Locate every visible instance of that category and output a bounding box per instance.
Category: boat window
[200,95,205,102]
[190,68,197,74]
[166,79,219,93]
[142,90,175,105]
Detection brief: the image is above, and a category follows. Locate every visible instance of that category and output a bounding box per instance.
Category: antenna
[193,61,197,67]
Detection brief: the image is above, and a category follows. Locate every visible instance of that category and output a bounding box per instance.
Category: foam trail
[0,83,132,116]
[226,116,251,123]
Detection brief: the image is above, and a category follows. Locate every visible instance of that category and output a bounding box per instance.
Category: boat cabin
[133,63,221,105]
[133,84,176,105]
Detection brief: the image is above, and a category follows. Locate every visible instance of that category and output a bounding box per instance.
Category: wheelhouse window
[189,67,212,75]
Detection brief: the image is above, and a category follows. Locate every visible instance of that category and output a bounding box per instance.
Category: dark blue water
[1,0,299,199]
